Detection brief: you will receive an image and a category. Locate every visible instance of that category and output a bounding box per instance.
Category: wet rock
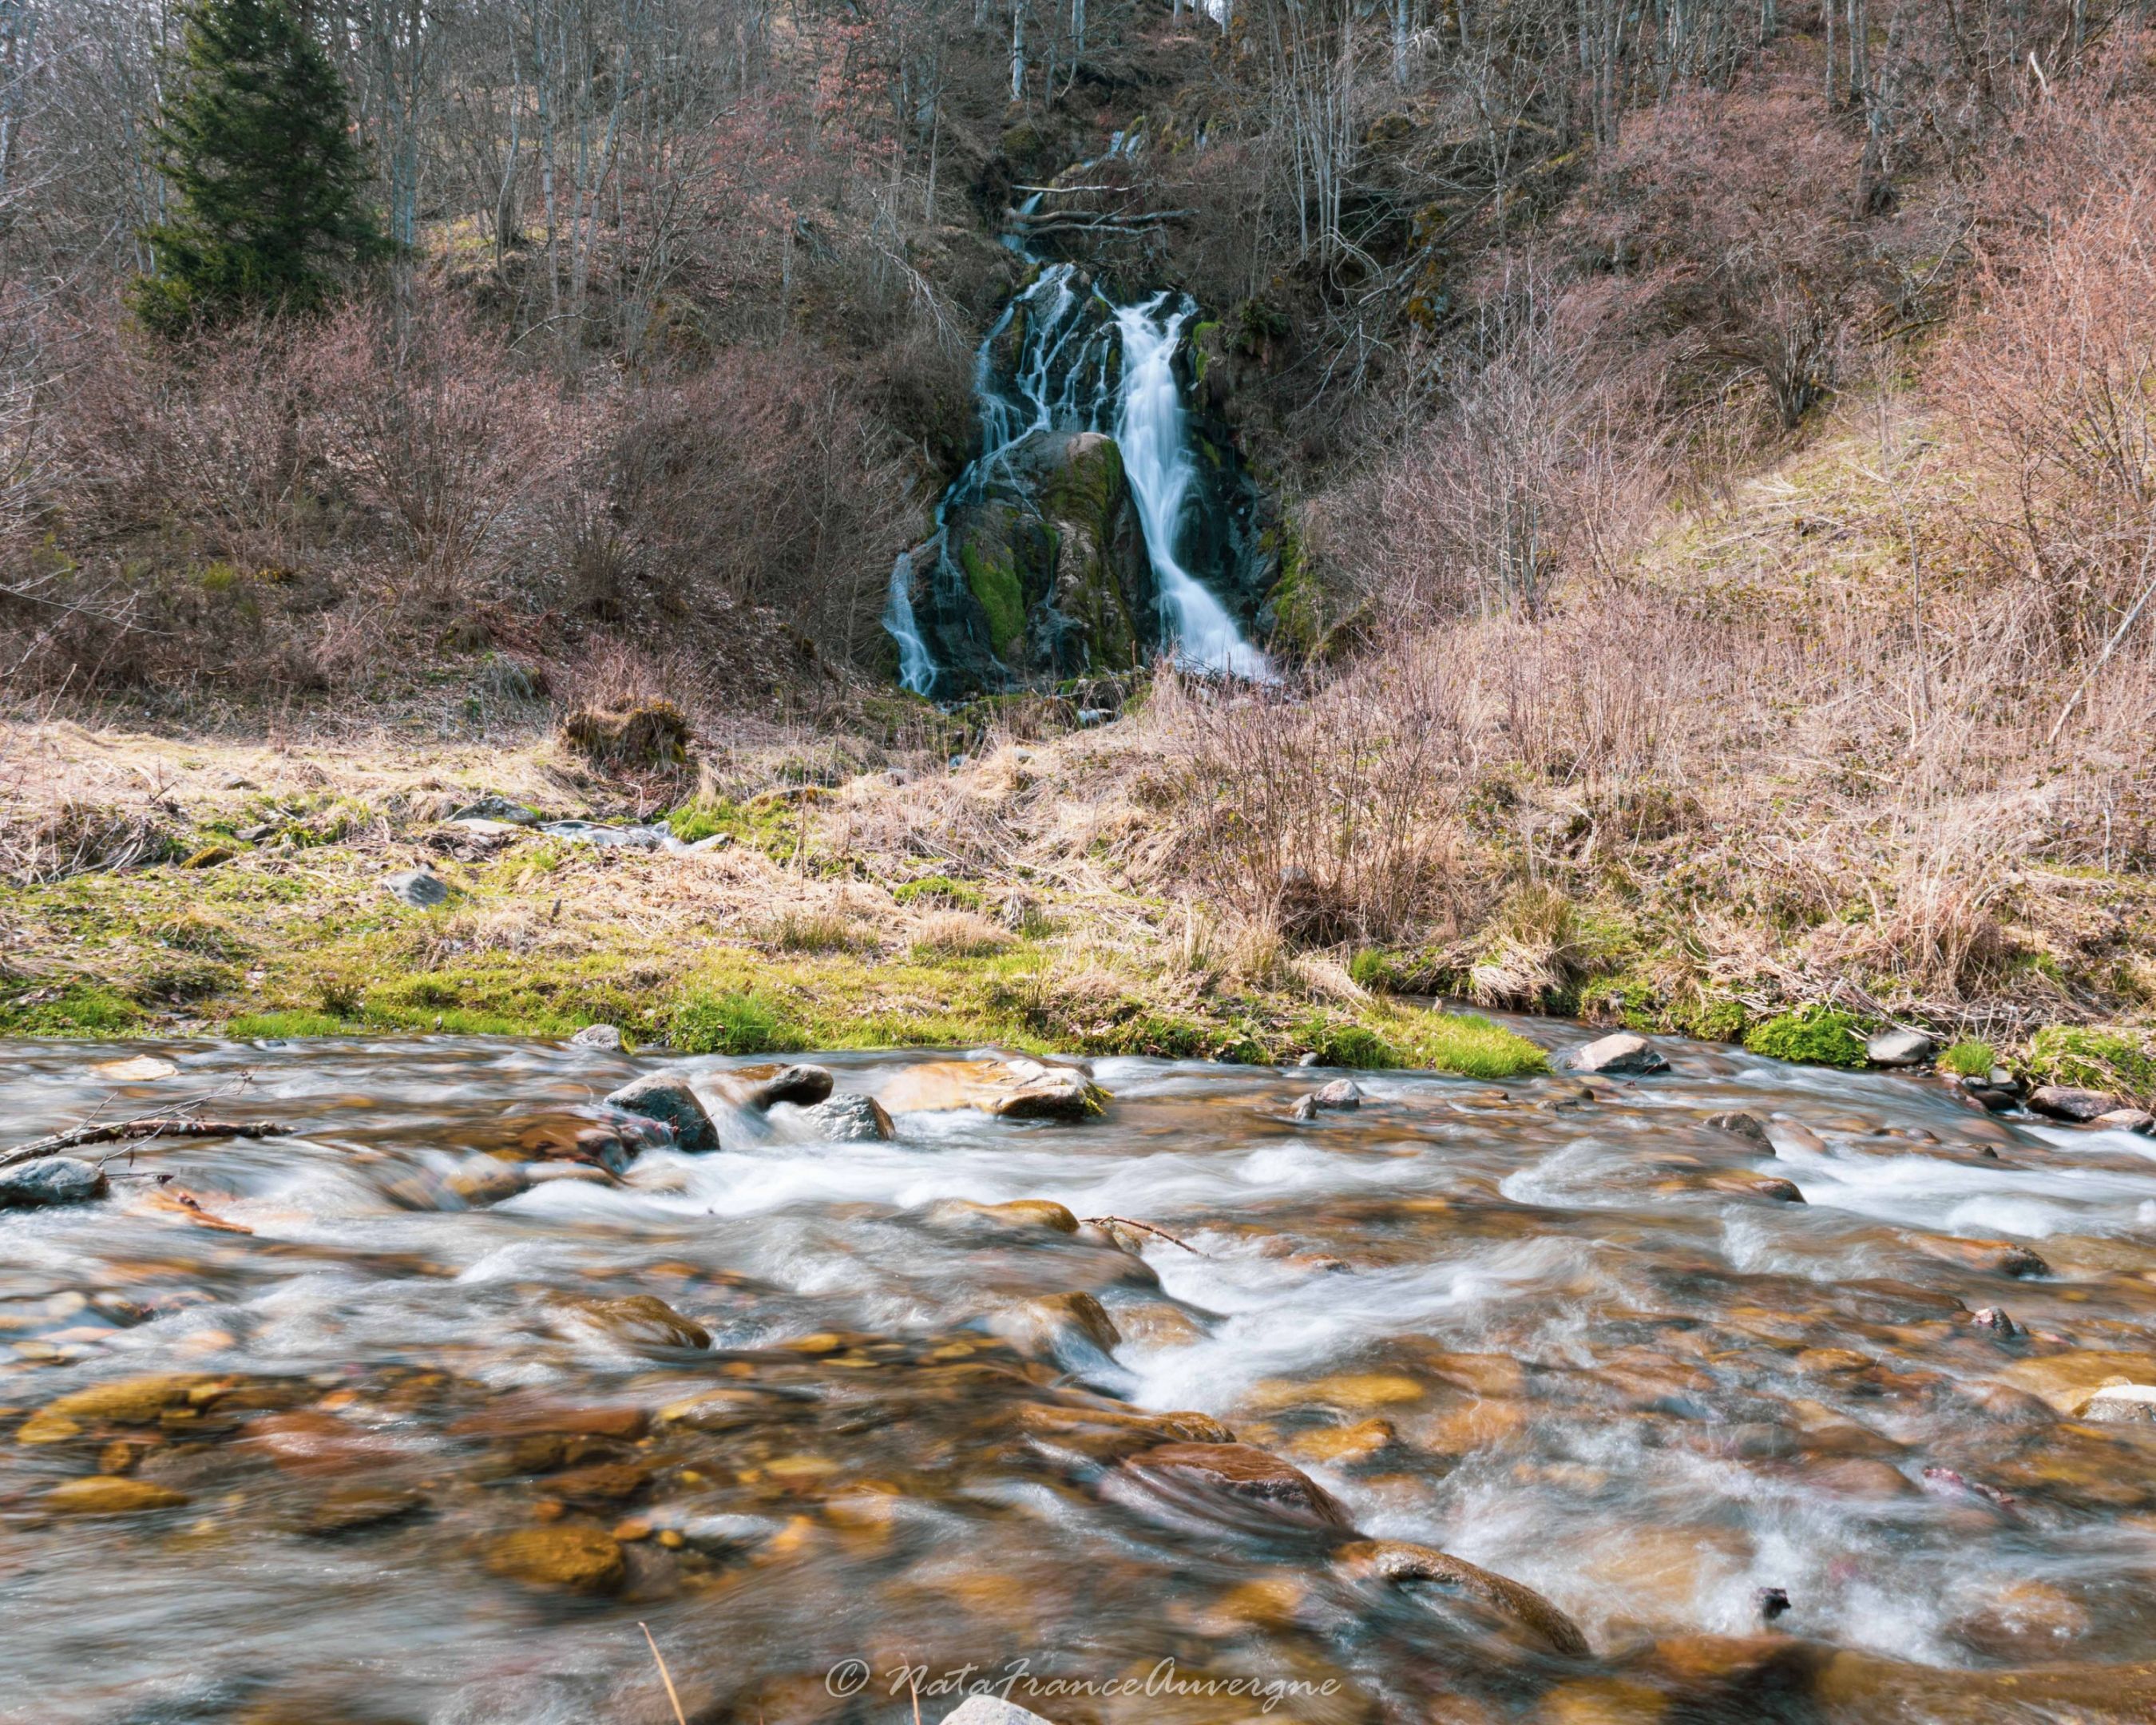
[484,1525,627,1593]
[1124,1441,1356,1530]
[604,1073,719,1152]
[1536,1679,1667,1722]
[545,1461,652,1504]
[444,1157,531,1208]
[1309,1078,1363,1110]
[1018,1402,1233,1462]
[1967,1306,2023,1338]
[93,1054,179,1081]
[1703,1111,1770,1144]
[1568,1033,1668,1076]
[925,1197,1080,1237]
[2027,1084,2122,1122]
[449,1398,649,1442]
[1282,1418,1394,1466]
[799,1092,894,1142]
[45,1474,191,1514]
[1756,1586,1792,1624]
[986,1291,1121,1360]
[989,1061,1107,1121]
[559,1294,711,1351]
[1865,1028,1936,1066]
[1805,1457,1917,1500]
[2094,1108,2156,1134]
[1702,1172,1805,1204]
[1288,1093,1321,1121]
[1332,1539,1590,1657]
[2075,1382,2156,1425]
[881,1057,1108,1120]
[941,1697,1056,1725]
[1909,1235,2051,1278]
[1947,1578,2091,1662]
[743,1064,835,1109]
[301,1485,429,1536]
[18,1373,212,1441]
[0,1156,109,1209]
[509,1115,647,1176]
[382,868,450,908]
[1984,1345,2156,1414]
[566,1024,623,1049]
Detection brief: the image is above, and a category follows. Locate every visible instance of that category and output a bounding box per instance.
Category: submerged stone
[46,1475,191,1515]
[1333,1538,1589,1657]
[483,1525,626,1593]
[743,1064,835,1109]
[1124,1441,1356,1530]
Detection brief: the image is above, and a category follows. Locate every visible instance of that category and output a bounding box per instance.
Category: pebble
[604,1073,720,1152]
[0,1157,110,1211]
[1568,1032,1669,1075]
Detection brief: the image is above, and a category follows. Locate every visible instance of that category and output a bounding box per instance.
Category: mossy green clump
[894,875,982,911]
[668,989,801,1056]
[1744,1004,1866,1069]
[1388,1008,1549,1079]
[1940,1038,1996,1077]
[667,800,728,843]
[2025,1025,2156,1100]
[961,542,1027,658]
[0,983,145,1036]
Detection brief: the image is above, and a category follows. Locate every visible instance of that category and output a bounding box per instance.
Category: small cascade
[887,137,1270,696]
[1114,295,1273,681]
[883,548,936,695]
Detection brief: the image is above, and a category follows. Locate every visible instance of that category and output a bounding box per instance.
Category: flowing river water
[5,1027,2156,1724]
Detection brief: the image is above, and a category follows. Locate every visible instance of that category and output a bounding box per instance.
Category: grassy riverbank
[6,696,2155,1105]
[0,719,1548,1076]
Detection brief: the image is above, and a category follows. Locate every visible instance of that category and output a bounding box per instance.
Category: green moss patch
[1744,1005,1866,1069]
[2025,1025,2156,1100]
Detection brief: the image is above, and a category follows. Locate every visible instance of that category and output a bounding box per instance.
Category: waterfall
[884,549,936,695]
[1113,295,1272,681]
[886,134,1267,693]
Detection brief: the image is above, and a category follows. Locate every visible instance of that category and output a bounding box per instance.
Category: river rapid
[4,1027,2156,1725]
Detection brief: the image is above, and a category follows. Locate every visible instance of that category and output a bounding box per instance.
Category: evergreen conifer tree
[132,0,386,335]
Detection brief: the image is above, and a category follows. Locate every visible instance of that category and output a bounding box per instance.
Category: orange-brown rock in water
[1123,1440,1356,1529]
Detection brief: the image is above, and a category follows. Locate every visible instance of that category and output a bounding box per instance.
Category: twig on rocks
[1,1116,294,1170]
[1085,1214,1203,1254]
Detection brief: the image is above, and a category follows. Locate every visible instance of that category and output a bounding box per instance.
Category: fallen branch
[0,1116,294,1170]
[1085,1214,1202,1254]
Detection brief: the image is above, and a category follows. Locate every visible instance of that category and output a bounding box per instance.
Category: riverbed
[4,1028,2155,1724]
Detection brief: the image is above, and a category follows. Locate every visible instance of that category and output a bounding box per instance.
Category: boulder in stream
[566,1023,623,1050]
[799,1092,894,1141]
[483,1525,627,1593]
[1568,1032,1670,1076]
[942,1698,1057,1725]
[0,1156,109,1210]
[742,1064,834,1109]
[604,1073,719,1152]
[2076,1383,2156,1425]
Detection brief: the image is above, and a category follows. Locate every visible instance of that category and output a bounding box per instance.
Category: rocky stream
[3,1026,2156,1724]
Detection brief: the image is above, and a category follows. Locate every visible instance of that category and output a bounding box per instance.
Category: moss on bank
[0,843,1546,1077]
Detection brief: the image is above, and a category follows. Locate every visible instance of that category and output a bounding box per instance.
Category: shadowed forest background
[4,0,2156,1077]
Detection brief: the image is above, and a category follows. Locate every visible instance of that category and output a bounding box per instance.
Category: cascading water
[1114,294,1273,680]
[883,137,1269,694]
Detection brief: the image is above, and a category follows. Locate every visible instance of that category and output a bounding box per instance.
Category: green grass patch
[1386,1007,1549,1079]
[1744,1005,1866,1069]
[226,1009,352,1038]
[1940,1038,1995,1077]
[894,875,983,911]
[668,989,803,1056]
[2025,1025,2156,1099]
[0,982,146,1036]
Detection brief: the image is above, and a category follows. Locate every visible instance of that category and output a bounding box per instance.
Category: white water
[1115,295,1274,680]
[886,132,1269,691]
[883,549,936,695]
